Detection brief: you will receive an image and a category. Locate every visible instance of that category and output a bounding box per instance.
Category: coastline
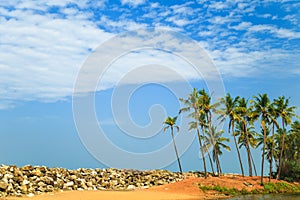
[0,165,299,200]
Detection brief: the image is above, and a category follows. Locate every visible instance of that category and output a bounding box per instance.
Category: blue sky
[0,0,300,174]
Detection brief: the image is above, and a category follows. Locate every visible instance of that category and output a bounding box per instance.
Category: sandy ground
[3,176,299,200]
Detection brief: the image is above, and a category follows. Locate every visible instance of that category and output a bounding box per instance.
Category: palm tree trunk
[277,120,285,180]
[269,158,272,182]
[171,127,182,173]
[200,125,215,175]
[246,143,253,177]
[270,123,275,181]
[206,142,215,175]
[232,121,245,177]
[207,113,219,176]
[197,127,207,178]
[250,150,258,176]
[244,122,252,177]
[261,122,267,185]
[216,154,222,176]
[219,157,223,175]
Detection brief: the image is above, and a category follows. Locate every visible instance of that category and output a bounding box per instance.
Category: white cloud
[231,22,252,30]
[208,1,229,10]
[209,15,237,25]
[198,31,214,37]
[165,16,195,27]
[0,0,299,109]
[210,47,300,78]
[74,30,222,95]
[0,2,113,108]
[248,24,300,39]
[99,16,148,31]
[283,14,299,25]
[120,0,145,7]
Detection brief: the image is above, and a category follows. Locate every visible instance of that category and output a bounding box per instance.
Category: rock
[31,169,43,177]
[20,185,28,193]
[27,193,34,197]
[64,181,74,187]
[38,181,46,187]
[127,185,135,190]
[0,165,194,197]
[21,165,33,171]
[46,185,54,192]
[0,181,8,191]
[22,179,30,185]
[70,175,77,180]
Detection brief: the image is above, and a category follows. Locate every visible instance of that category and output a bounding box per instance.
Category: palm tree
[273,96,296,179]
[275,121,300,181]
[218,93,245,177]
[204,126,231,175]
[198,89,220,176]
[179,88,207,178]
[288,121,300,162]
[235,122,259,176]
[236,97,254,176]
[257,127,273,180]
[197,113,215,175]
[267,102,279,181]
[163,116,182,173]
[236,121,258,177]
[252,93,272,185]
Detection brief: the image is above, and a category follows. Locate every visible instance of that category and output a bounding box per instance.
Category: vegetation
[164,88,299,184]
[199,181,300,196]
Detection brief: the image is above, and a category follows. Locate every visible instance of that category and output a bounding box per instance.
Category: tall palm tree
[179,88,207,178]
[267,102,279,181]
[252,93,272,185]
[236,97,254,176]
[235,123,259,176]
[218,93,245,177]
[163,116,182,173]
[204,126,231,175]
[288,121,300,162]
[198,89,220,176]
[236,121,258,177]
[275,121,300,181]
[198,113,215,175]
[257,127,273,180]
[273,96,296,179]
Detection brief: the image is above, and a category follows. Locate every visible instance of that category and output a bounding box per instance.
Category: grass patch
[263,182,300,194]
[199,181,300,196]
[198,185,242,196]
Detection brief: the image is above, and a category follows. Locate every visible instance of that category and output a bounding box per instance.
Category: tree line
[163,88,300,185]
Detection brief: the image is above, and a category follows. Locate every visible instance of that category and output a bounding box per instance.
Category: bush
[264,183,277,193]
[263,182,300,193]
[280,160,300,182]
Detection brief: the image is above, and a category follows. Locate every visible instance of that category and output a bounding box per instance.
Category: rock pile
[0,165,201,197]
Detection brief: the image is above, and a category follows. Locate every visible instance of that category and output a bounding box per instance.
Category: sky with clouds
[0,0,299,172]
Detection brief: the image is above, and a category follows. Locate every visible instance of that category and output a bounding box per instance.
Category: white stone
[27,193,34,197]
[65,181,74,187]
[127,185,135,190]
[23,180,30,185]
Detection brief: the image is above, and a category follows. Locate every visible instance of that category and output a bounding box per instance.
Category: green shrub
[280,160,300,182]
[264,183,277,193]
[251,189,260,194]
[240,188,250,195]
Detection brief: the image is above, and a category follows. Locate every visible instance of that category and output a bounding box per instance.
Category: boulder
[0,181,8,191]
